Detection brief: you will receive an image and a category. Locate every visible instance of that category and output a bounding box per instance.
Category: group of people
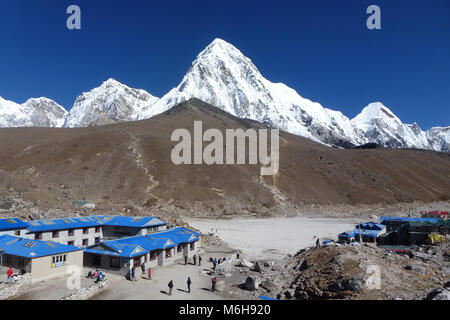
[166,276,217,296]
[88,269,106,282]
[130,264,152,281]
[184,254,202,266]
[209,256,227,271]
[4,267,26,284]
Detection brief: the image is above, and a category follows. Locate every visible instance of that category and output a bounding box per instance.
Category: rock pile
[61,281,108,300]
[0,274,31,300]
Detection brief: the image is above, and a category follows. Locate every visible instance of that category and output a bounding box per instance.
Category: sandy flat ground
[93,254,231,300]
[188,216,360,260]
[8,245,236,300]
[12,275,93,300]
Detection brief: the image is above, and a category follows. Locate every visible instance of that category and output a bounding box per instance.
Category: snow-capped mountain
[140,38,449,151]
[427,127,450,152]
[140,38,363,147]
[351,102,431,149]
[0,96,67,128]
[64,78,159,127]
[0,38,448,152]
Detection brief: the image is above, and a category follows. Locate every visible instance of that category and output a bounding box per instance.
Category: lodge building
[0,216,201,283]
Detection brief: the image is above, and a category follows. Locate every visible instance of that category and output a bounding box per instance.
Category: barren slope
[0,98,449,215]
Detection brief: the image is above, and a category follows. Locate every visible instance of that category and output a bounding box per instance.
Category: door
[92,255,101,267]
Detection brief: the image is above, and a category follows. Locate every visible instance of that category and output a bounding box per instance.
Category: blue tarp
[353,229,380,237]
[0,234,81,258]
[338,230,355,237]
[259,296,278,300]
[0,218,28,231]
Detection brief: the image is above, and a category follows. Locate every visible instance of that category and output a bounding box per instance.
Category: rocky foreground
[210,242,449,300]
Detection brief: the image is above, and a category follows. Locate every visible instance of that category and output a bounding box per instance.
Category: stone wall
[61,280,108,300]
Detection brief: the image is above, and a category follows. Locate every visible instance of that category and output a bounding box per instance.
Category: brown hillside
[0,98,449,215]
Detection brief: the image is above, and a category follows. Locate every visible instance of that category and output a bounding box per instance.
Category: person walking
[212,258,217,271]
[141,263,145,276]
[211,277,217,292]
[198,255,202,266]
[184,255,188,266]
[168,280,174,296]
[193,254,197,266]
[6,267,13,284]
[131,266,136,281]
[148,266,152,280]
[315,238,320,248]
[187,276,192,293]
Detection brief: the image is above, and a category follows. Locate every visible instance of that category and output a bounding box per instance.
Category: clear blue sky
[0,0,449,129]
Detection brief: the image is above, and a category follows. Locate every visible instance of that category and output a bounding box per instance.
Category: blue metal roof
[380,217,439,224]
[0,235,81,258]
[84,227,200,258]
[0,218,28,231]
[25,216,104,232]
[355,222,385,230]
[99,216,167,228]
[149,227,201,244]
[23,215,167,232]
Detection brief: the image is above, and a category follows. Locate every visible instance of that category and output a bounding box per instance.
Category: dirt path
[128,133,161,202]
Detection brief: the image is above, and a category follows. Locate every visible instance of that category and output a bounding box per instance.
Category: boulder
[425,287,450,300]
[260,279,282,293]
[242,276,261,291]
[216,280,226,292]
[263,261,275,268]
[346,277,365,292]
[405,264,425,275]
[254,261,266,273]
[238,259,254,269]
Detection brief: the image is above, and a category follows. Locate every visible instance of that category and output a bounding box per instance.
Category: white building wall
[24,227,103,247]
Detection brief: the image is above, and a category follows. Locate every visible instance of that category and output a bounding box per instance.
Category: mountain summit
[0,96,67,128]
[141,38,363,147]
[64,78,159,127]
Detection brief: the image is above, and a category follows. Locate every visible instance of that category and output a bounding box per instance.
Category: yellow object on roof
[428,233,446,244]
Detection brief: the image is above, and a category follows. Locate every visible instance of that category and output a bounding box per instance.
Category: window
[68,241,74,246]
[51,254,67,267]
[68,229,75,236]
[190,242,195,251]
[14,230,20,236]
[82,239,89,246]
[35,232,42,240]
[95,237,101,243]
[95,226,101,233]
[83,228,89,235]
[165,249,172,258]
[52,231,59,238]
